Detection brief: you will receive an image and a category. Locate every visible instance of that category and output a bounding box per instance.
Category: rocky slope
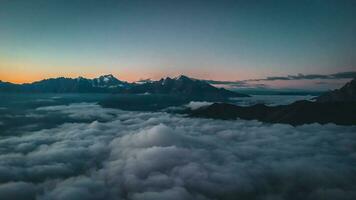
[316,78,356,102]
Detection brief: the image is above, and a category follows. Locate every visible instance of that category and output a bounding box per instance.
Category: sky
[0,0,355,89]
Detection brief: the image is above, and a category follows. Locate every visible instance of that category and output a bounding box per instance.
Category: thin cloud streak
[203,71,356,89]
[250,71,356,81]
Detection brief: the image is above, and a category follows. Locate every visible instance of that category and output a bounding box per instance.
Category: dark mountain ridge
[316,78,356,102]
[190,78,356,126]
[190,101,356,125]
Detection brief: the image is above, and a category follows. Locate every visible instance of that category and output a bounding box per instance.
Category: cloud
[135,78,153,84]
[203,79,267,89]
[204,80,247,86]
[36,103,118,120]
[39,176,107,200]
[131,187,193,200]
[184,101,213,110]
[0,182,37,200]
[1,103,356,200]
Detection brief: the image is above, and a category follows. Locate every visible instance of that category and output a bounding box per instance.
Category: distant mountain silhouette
[316,78,356,102]
[0,81,18,92]
[0,74,248,98]
[0,74,129,93]
[190,79,356,125]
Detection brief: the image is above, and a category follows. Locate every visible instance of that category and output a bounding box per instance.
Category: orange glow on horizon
[0,68,252,84]
[0,58,261,84]
[0,72,139,84]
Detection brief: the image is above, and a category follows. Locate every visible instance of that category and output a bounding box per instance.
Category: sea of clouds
[1,102,356,200]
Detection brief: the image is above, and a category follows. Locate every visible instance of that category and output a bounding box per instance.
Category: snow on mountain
[92,74,129,88]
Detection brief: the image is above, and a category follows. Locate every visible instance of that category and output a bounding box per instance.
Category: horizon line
[1,71,355,85]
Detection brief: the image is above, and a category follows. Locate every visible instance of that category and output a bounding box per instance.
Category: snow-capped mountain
[92,74,129,88]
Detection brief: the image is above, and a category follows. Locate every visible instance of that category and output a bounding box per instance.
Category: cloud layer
[204,71,356,89]
[1,103,356,200]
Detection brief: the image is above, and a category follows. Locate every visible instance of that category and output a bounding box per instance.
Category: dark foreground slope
[190,78,356,126]
[316,78,356,102]
[190,101,356,125]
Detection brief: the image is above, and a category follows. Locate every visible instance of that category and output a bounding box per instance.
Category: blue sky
[0,0,355,89]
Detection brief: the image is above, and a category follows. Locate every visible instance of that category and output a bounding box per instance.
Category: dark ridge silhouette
[316,78,356,102]
[190,101,356,125]
[190,79,356,125]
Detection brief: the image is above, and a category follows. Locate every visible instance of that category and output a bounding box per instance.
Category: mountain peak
[174,75,193,81]
[97,74,117,81]
[91,74,129,88]
[75,76,90,82]
[159,75,195,85]
[100,74,115,78]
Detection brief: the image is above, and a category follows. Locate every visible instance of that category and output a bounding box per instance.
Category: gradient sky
[0,0,355,88]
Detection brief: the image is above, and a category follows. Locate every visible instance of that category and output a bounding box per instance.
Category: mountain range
[0,74,249,99]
